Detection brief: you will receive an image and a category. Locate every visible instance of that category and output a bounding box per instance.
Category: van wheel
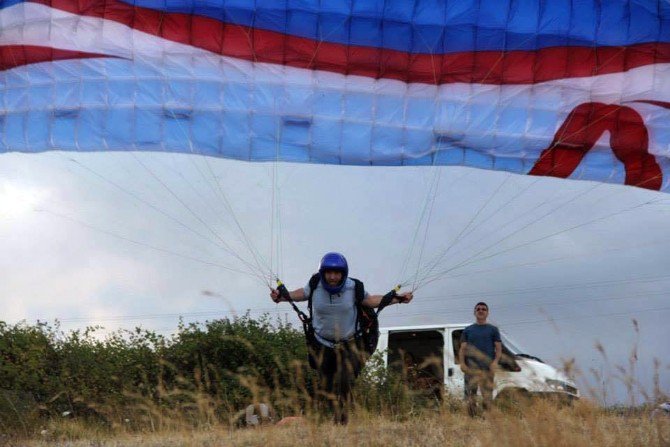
[495,388,531,414]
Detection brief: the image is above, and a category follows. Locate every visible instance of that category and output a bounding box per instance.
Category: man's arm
[490,341,502,370]
[459,341,468,373]
[361,292,413,308]
[270,287,307,303]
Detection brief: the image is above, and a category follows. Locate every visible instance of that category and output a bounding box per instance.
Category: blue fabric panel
[3,87,26,111]
[51,109,79,150]
[433,146,464,165]
[351,0,385,16]
[508,0,540,48]
[477,0,511,49]
[81,80,107,107]
[191,111,222,155]
[527,108,558,139]
[193,82,222,109]
[318,13,350,42]
[250,114,279,160]
[404,129,433,160]
[0,0,25,9]
[4,113,25,149]
[2,54,669,191]
[222,82,252,112]
[375,95,405,124]
[345,93,374,122]
[163,109,192,151]
[464,147,494,170]
[494,156,524,174]
[406,97,436,128]
[371,126,404,165]
[25,111,50,151]
[383,20,414,53]
[314,90,343,118]
[278,85,313,116]
[78,110,106,149]
[629,1,660,41]
[135,109,162,147]
[383,0,414,23]
[311,120,342,160]
[570,0,598,45]
[221,111,251,159]
[6,0,665,53]
[340,122,371,164]
[281,116,311,147]
[288,9,316,38]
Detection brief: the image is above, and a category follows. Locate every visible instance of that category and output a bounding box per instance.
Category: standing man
[270,252,413,424]
[458,302,502,417]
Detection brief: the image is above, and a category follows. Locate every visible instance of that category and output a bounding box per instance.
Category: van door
[387,329,444,394]
[377,331,389,366]
[445,328,465,397]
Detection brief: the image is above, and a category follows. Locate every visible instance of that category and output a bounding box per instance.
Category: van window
[388,330,444,388]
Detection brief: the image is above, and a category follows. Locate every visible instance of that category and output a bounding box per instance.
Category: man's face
[474,305,489,319]
[323,270,343,286]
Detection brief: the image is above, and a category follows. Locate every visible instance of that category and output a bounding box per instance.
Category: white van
[377,324,579,400]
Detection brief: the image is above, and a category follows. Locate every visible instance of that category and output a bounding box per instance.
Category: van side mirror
[500,345,521,372]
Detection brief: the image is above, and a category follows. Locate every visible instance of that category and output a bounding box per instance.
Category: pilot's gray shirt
[304,277,369,348]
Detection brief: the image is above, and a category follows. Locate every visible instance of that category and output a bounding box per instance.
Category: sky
[0,150,668,405]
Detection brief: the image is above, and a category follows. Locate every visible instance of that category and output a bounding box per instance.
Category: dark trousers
[464,368,495,417]
[310,339,364,424]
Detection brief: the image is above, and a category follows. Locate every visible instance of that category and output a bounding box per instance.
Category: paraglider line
[416,194,664,291]
[35,208,263,281]
[129,152,270,286]
[66,156,254,270]
[412,172,513,288]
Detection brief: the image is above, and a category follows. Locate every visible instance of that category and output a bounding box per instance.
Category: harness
[277,274,398,367]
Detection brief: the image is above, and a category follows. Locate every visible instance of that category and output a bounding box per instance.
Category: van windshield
[501,333,545,363]
[501,333,525,355]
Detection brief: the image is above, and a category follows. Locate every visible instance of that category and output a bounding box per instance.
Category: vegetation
[0,316,310,433]
[0,316,667,446]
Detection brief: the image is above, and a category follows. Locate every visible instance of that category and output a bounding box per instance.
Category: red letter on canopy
[529,102,662,191]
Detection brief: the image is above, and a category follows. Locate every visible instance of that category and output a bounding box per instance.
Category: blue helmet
[319,252,348,294]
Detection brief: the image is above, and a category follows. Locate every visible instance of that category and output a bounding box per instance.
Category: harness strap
[276,280,309,324]
[307,273,320,318]
[377,286,400,314]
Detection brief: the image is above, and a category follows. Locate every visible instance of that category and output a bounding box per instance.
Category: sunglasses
[475,307,488,311]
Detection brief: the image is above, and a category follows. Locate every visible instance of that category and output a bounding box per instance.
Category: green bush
[0,315,317,432]
[0,314,448,434]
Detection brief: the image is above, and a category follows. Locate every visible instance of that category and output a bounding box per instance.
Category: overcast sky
[0,151,668,405]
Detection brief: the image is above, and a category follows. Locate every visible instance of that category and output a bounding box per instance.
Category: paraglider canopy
[0,0,668,191]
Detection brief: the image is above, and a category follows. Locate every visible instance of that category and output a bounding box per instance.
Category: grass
[1,318,667,446]
[8,398,669,447]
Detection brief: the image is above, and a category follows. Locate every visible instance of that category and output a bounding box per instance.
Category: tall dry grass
[1,318,668,446]
[6,354,669,447]
[13,399,670,447]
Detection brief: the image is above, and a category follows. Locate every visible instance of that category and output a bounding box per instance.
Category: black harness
[278,274,397,367]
